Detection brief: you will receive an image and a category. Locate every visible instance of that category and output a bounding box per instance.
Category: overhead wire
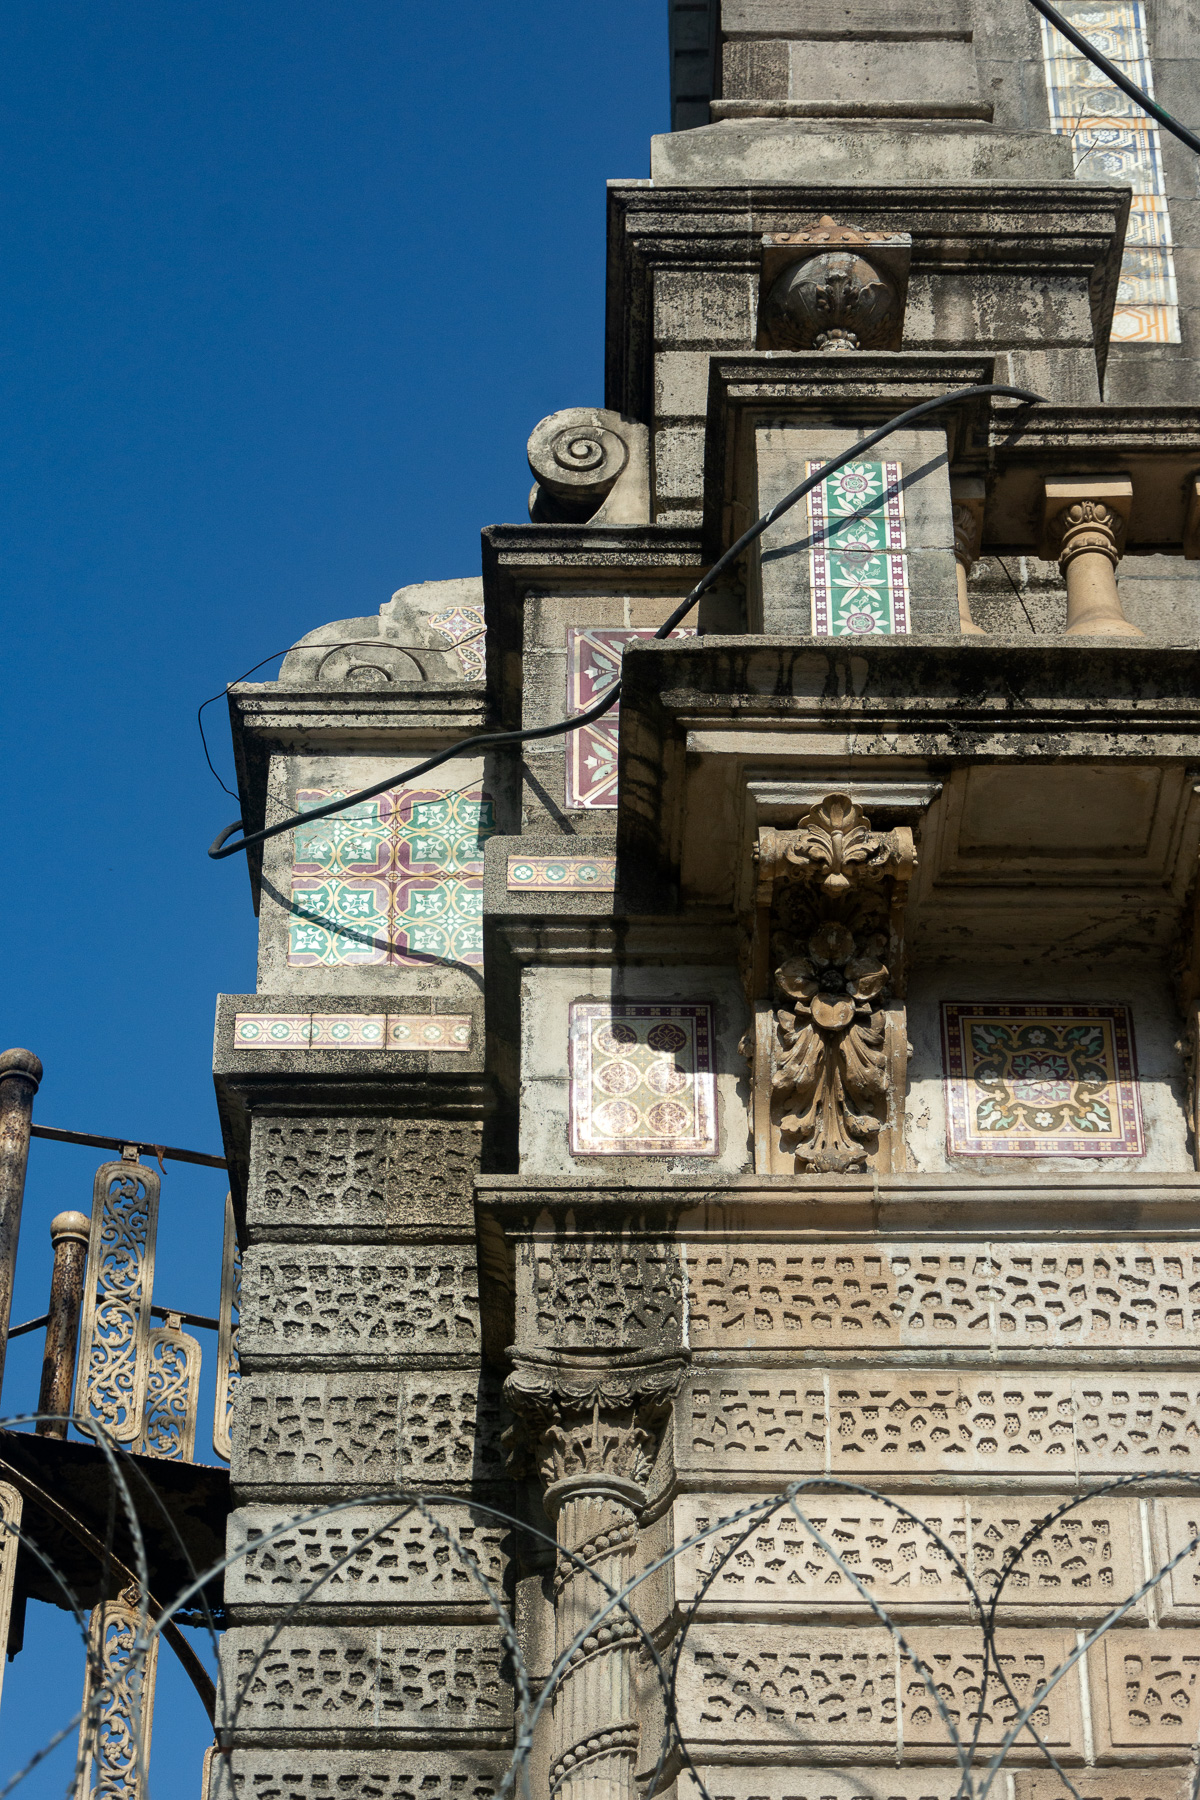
[206,383,1042,860]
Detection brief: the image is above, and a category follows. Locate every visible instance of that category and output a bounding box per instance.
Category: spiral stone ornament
[526,407,650,524]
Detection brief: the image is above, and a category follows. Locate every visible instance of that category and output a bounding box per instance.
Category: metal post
[0,1049,42,1399]
[37,1210,90,1438]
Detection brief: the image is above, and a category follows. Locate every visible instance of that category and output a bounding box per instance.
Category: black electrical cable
[207,382,1042,861]
[1028,0,1200,158]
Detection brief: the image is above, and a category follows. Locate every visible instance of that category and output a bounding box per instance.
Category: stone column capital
[503,1359,684,1498]
[1040,474,1133,565]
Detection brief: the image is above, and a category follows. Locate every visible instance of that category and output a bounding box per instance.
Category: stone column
[504,1370,680,1800]
[950,476,986,636]
[1042,475,1141,637]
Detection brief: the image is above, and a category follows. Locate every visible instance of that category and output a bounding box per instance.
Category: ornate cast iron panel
[136,1312,201,1462]
[212,1192,240,1464]
[0,1482,21,1708]
[73,1158,160,1443]
[74,1583,158,1798]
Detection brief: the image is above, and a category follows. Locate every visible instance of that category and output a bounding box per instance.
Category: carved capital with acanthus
[756,792,914,903]
[503,1360,683,1513]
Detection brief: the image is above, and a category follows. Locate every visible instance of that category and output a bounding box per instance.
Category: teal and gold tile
[941,1002,1144,1157]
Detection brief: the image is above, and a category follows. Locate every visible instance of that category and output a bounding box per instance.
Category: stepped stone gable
[212,0,1200,1790]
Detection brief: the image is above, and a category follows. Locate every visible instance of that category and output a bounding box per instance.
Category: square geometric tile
[232,1011,473,1054]
[807,458,909,637]
[568,1002,717,1156]
[427,602,486,679]
[233,1014,312,1048]
[506,853,617,892]
[386,1014,472,1052]
[307,1014,388,1048]
[287,785,495,969]
[565,627,694,809]
[941,1002,1144,1157]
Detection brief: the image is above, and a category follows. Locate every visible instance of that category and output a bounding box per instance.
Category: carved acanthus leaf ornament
[503,1362,683,1493]
[758,794,914,1174]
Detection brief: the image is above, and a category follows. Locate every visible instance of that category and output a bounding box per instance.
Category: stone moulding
[751,793,915,1176]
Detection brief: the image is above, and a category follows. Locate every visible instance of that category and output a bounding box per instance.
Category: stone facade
[212,2,1200,1795]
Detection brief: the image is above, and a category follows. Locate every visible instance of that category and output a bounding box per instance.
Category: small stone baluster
[950,477,986,636]
[1042,475,1142,638]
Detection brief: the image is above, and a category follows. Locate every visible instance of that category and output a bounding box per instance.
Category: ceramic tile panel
[568,1001,718,1156]
[385,1013,472,1052]
[288,786,494,968]
[901,1629,1083,1757]
[1038,2,1180,343]
[427,603,486,679]
[1088,1631,1200,1755]
[307,1013,387,1048]
[233,1013,313,1048]
[232,1012,472,1053]
[941,1003,1144,1157]
[684,1241,1199,1352]
[565,626,693,809]
[807,459,909,637]
[505,852,617,891]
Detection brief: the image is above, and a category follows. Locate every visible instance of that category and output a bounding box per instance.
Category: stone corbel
[757,216,911,353]
[1041,474,1142,638]
[749,793,915,1175]
[504,1361,683,1800]
[950,475,987,637]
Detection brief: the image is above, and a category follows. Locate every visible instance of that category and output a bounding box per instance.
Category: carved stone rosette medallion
[504,1362,682,1800]
[751,794,914,1174]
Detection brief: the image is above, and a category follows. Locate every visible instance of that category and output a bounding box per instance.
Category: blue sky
[0,3,665,1786]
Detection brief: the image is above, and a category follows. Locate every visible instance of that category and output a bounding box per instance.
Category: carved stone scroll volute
[750,793,915,1175]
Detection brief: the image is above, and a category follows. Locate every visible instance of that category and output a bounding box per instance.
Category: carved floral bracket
[749,793,915,1175]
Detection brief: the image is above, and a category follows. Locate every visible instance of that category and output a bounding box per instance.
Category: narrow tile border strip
[507,854,617,892]
[233,1012,472,1053]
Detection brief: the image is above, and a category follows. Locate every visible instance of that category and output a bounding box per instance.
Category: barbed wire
[6,1415,1200,1800]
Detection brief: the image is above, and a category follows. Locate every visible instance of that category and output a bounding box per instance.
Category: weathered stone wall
[221,1108,512,1790]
